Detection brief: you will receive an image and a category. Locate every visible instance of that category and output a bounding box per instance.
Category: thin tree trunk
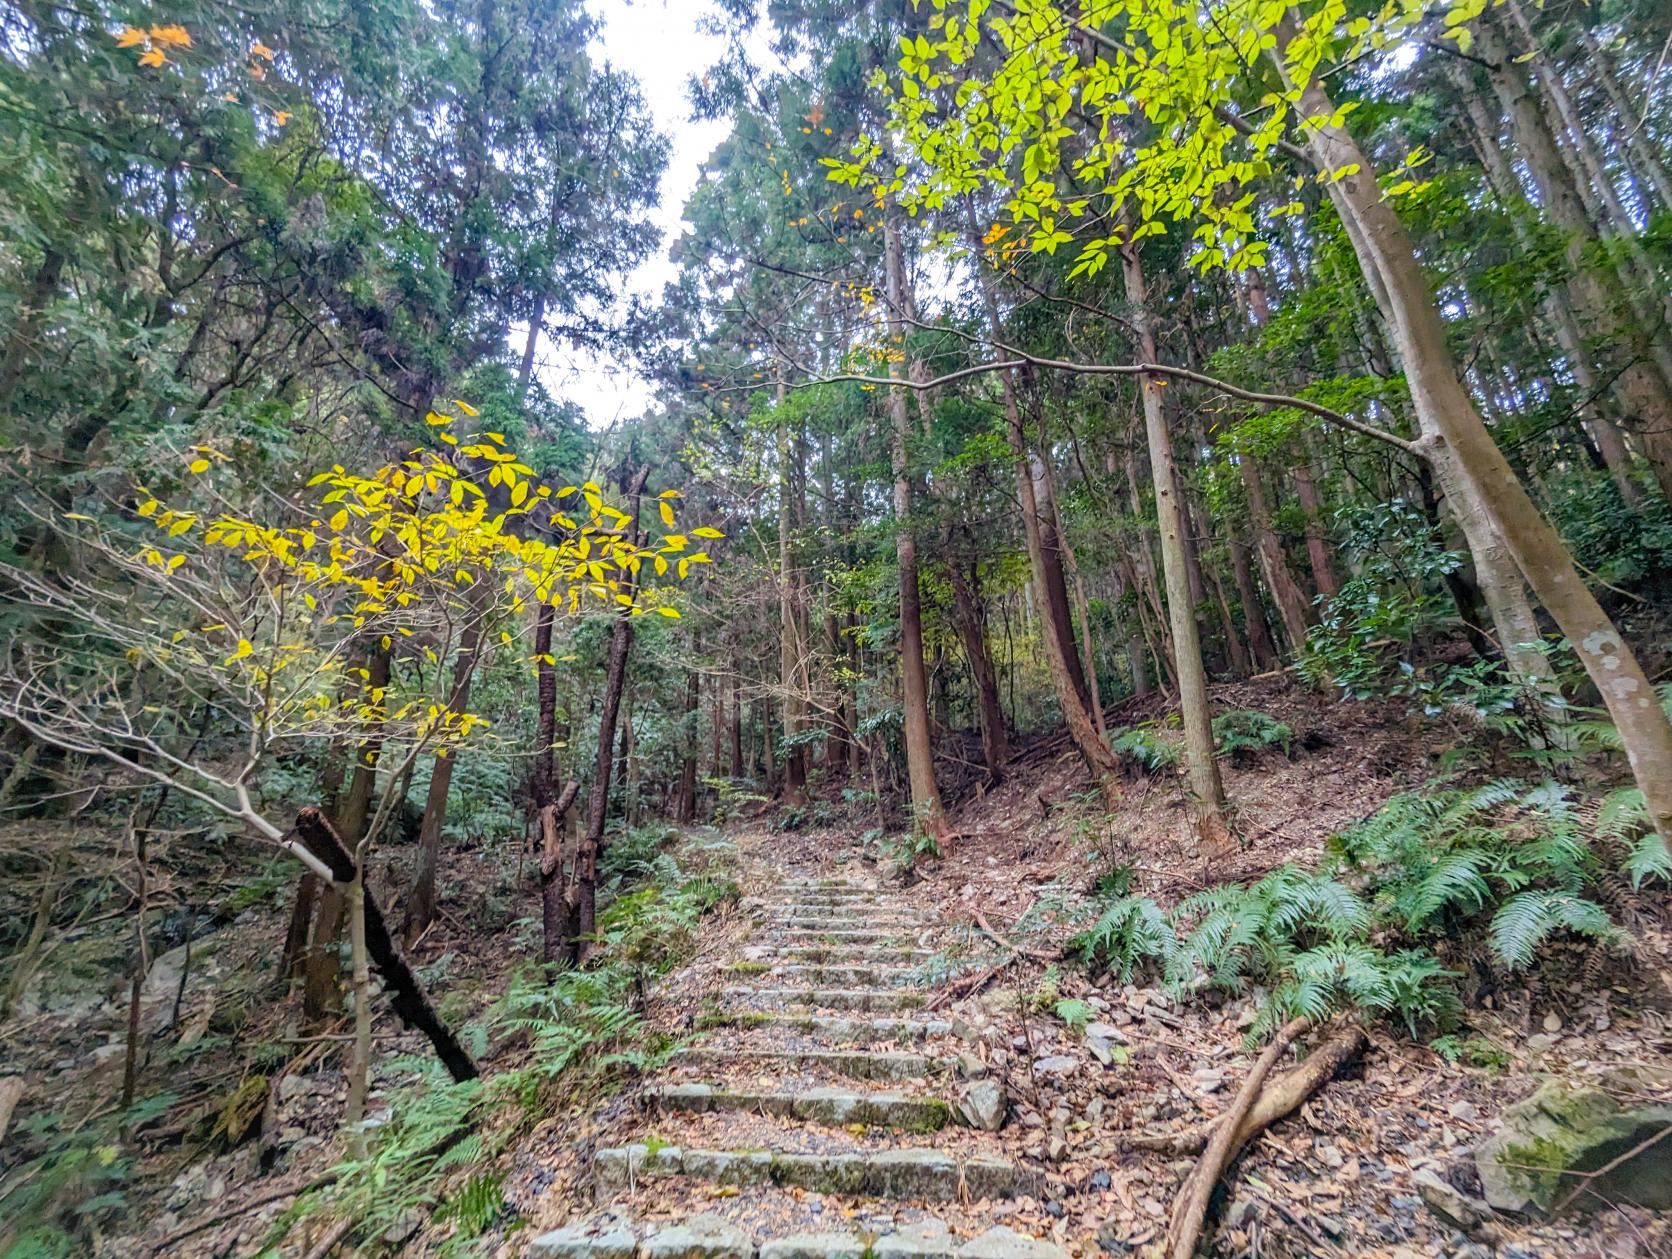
[884,215,949,839]
[569,466,648,962]
[405,616,485,942]
[1118,240,1231,856]
[946,549,1010,779]
[962,197,1117,784]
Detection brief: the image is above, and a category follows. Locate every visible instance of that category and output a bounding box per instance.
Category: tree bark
[304,648,390,1018]
[1240,456,1313,653]
[962,198,1117,784]
[1471,18,1672,498]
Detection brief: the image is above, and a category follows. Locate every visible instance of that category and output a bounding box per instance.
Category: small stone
[1047,1136,1068,1162]
[956,1053,988,1080]
[955,1079,1007,1132]
[1088,1169,1111,1191]
[1412,1169,1486,1231]
[1447,1101,1478,1123]
[1542,1011,1562,1033]
[1524,1033,1559,1055]
[527,1213,638,1259]
[1189,1068,1225,1094]
[876,1220,956,1259]
[1032,1054,1078,1077]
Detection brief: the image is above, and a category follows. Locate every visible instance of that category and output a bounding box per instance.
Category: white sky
[530,0,749,428]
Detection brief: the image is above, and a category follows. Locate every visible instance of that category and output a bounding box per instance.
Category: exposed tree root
[1127,1020,1369,1156]
[1165,1018,1367,1258]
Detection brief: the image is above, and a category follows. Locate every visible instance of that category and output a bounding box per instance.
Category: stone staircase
[529,877,1067,1259]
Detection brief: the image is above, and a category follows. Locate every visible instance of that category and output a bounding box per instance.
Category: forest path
[528,868,1067,1259]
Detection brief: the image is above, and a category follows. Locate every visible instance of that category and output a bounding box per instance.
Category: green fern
[1068,894,1174,982]
[1489,891,1619,969]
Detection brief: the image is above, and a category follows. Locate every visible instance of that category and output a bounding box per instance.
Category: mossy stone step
[694,1012,954,1043]
[722,987,926,1012]
[648,1082,952,1130]
[669,1047,946,1082]
[593,1143,1041,1203]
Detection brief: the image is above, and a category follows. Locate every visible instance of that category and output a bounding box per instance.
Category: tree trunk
[1228,537,1279,671]
[1471,19,1672,497]
[962,198,1117,784]
[1118,240,1231,856]
[883,216,949,840]
[304,648,390,1018]
[293,808,478,1081]
[946,549,1010,779]
[1276,22,1672,847]
[569,466,648,962]
[405,614,485,942]
[676,657,699,823]
[1458,84,1644,510]
[1290,454,1339,600]
[1240,456,1313,653]
[777,397,808,802]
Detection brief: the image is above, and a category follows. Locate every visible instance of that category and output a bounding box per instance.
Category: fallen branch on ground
[1167,1017,1312,1259]
[972,909,1057,962]
[1126,1021,1368,1155]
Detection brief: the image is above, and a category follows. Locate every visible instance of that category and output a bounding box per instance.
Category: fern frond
[1489,891,1619,969]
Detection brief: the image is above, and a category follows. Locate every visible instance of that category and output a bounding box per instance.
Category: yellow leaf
[138,47,166,67]
[188,457,210,474]
[659,501,675,528]
[273,110,291,126]
[426,410,454,426]
[149,24,192,47]
[453,399,479,416]
[116,27,147,47]
[226,639,253,663]
[329,509,349,531]
[250,41,275,60]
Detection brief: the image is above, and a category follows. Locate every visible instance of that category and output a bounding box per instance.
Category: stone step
[648,1082,952,1130]
[762,918,929,934]
[761,909,928,924]
[694,1012,954,1044]
[593,1143,1041,1203]
[722,987,925,1012]
[741,963,922,987]
[530,1214,1069,1259]
[768,929,924,945]
[753,945,936,964]
[670,1047,946,1082]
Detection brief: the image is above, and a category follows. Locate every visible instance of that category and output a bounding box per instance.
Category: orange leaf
[250,41,275,60]
[273,110,292,125]
[137,47,167,67]
[115,26,147,47]
[149,24,191,47]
